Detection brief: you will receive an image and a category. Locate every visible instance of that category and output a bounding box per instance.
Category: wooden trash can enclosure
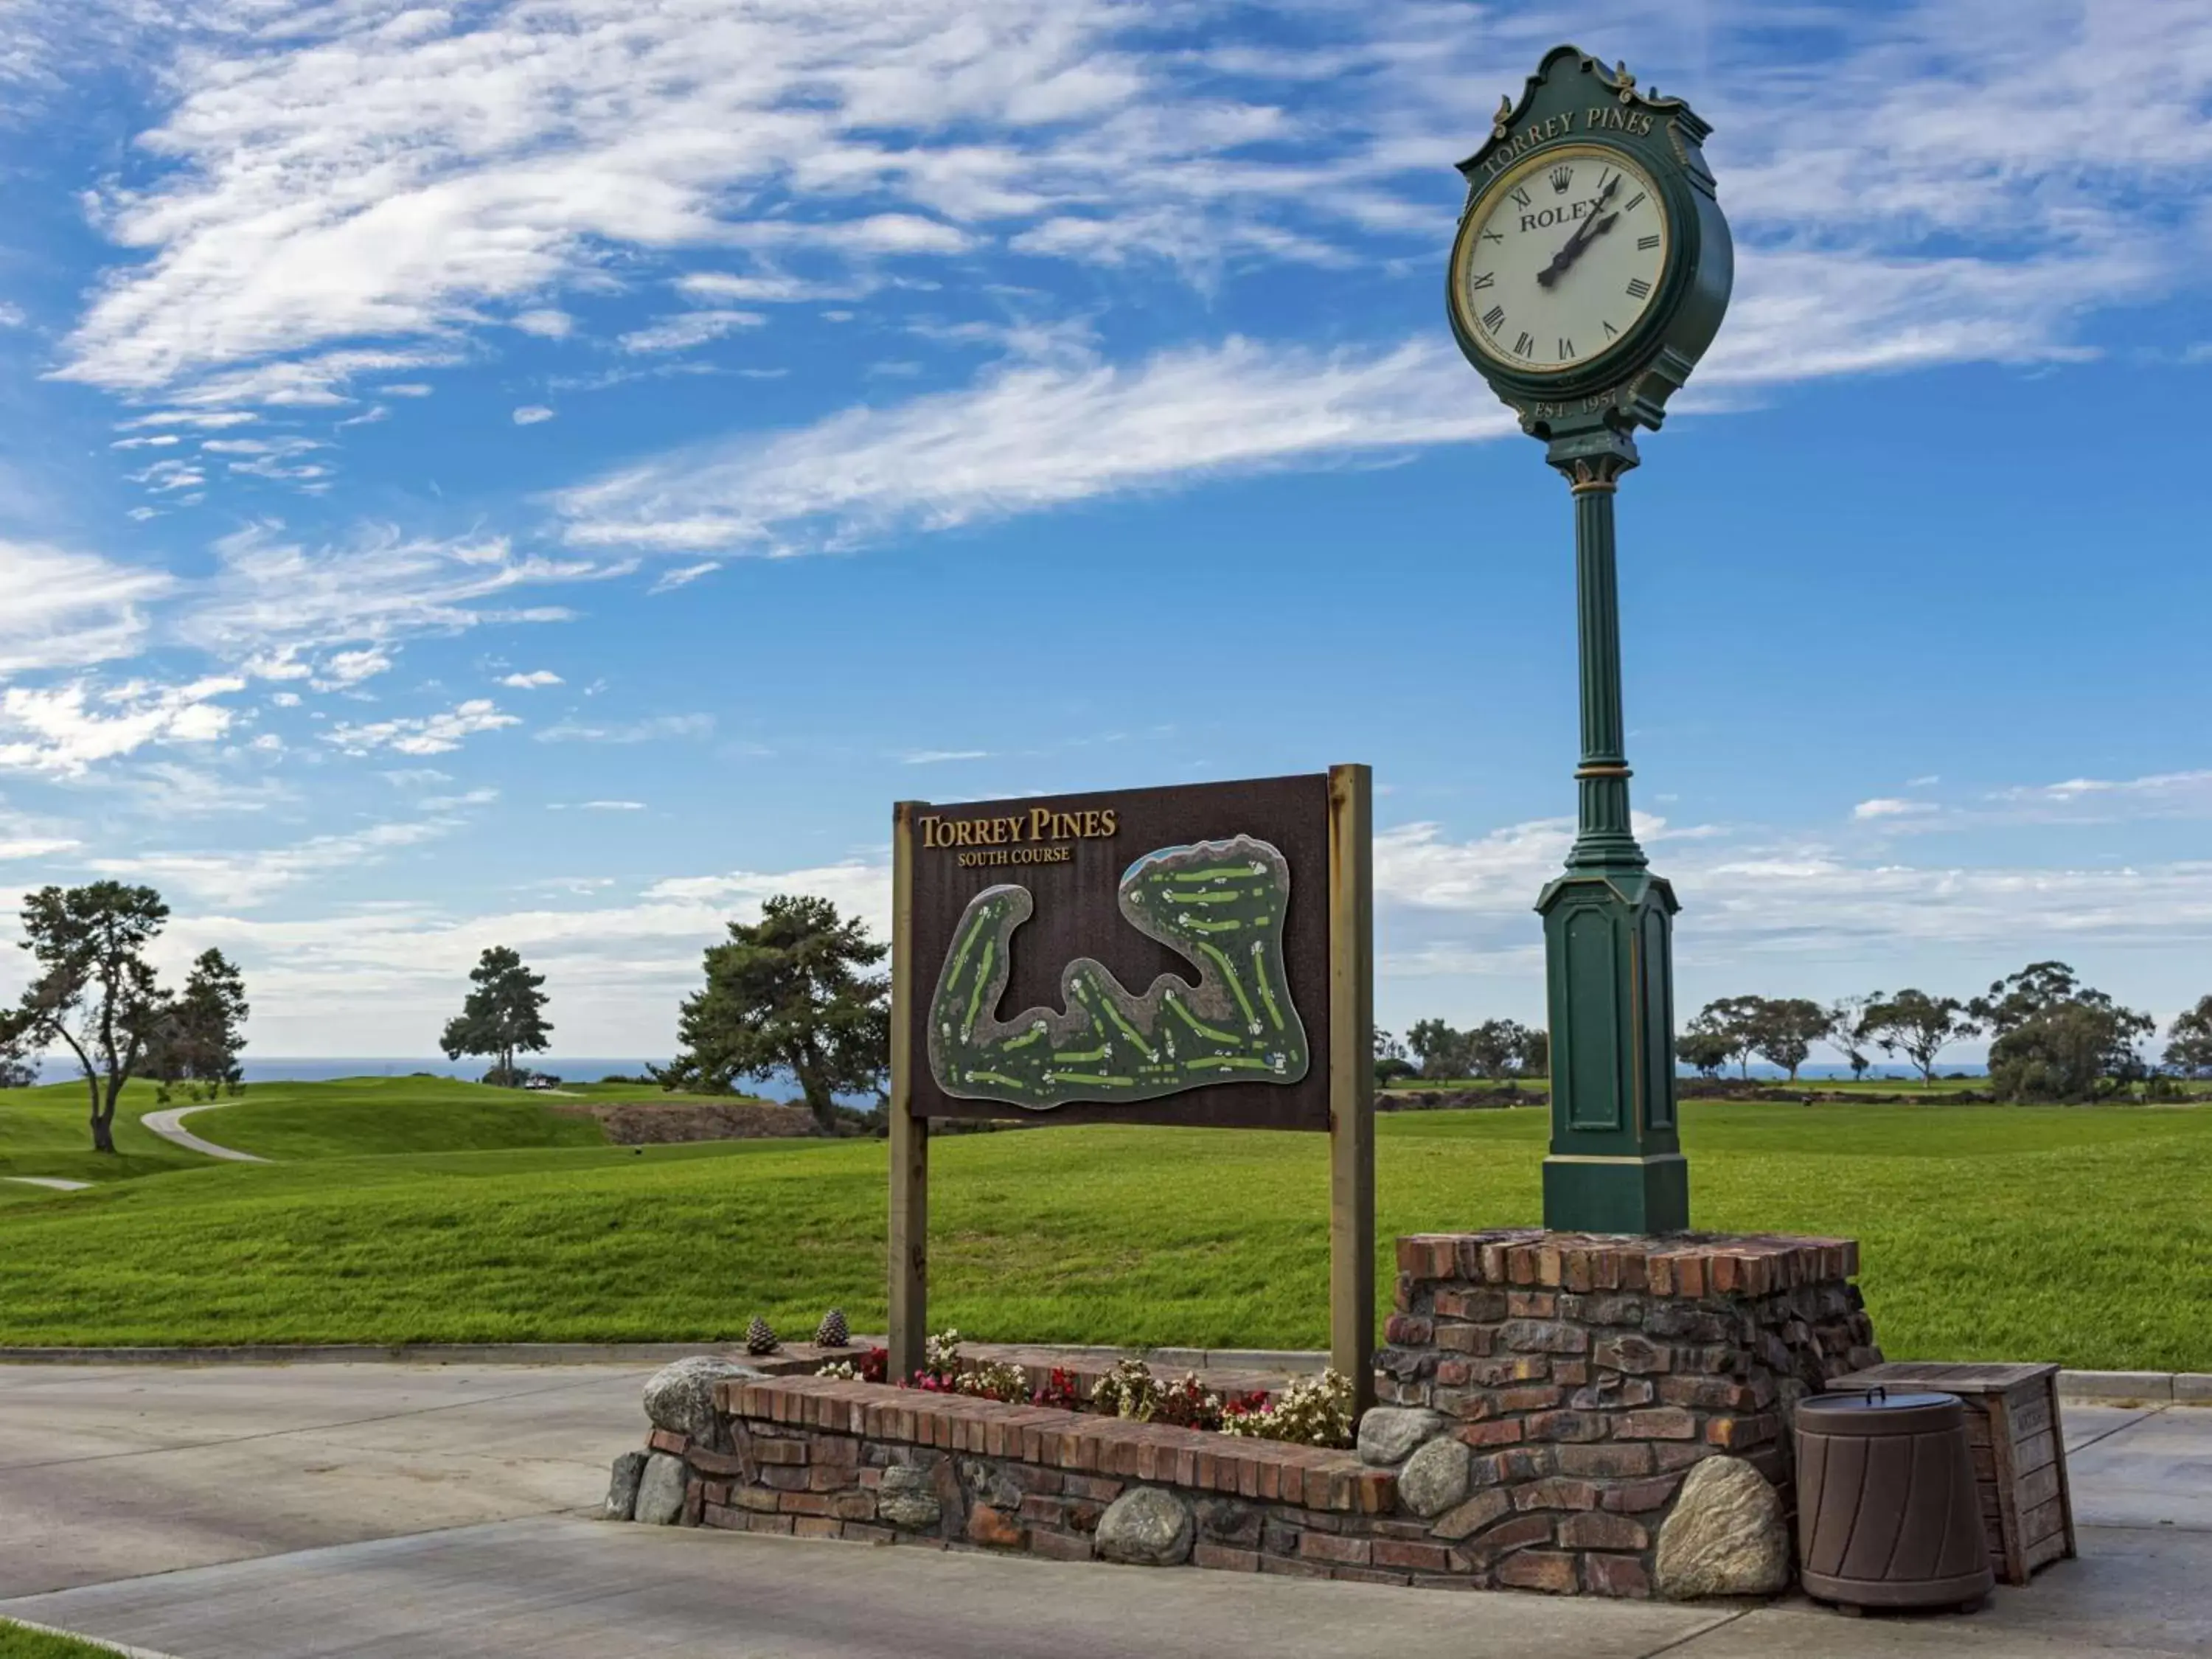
[1795,1389,1996,1613]
[1828,1361,2074,1585]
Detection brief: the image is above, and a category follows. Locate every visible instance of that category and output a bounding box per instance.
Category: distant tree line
[1670,960,2195,1104]
[1374,1020,1548,1083]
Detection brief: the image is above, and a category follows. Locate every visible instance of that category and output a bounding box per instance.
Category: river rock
[1653,1455,1791,1598]
[642,1356,760,1443]
[634,1452,689,1526]
[878,1464,943,1531]
[1096,1487,1193,1566]
[1397,1435,1472,1517]
[604,1450,649,1520]
[1357,1406,1448,1467]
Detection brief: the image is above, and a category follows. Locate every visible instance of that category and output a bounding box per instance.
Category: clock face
[1452,145,1670,376]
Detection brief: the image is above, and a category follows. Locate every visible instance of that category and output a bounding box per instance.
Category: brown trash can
[1795,1388,1996,1612]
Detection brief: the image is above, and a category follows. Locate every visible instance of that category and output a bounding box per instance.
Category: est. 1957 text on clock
[1447,46,1735,1234]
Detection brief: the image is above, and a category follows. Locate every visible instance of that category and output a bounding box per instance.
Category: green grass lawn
[0,1620,121,1658]
[0,1097,2207,1370]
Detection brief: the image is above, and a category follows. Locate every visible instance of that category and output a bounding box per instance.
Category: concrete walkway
[0,1176,90,1191]
[136,1103,268,1163]
[1,1363,2208,1657]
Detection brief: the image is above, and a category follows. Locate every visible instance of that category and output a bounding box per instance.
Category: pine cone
[814,1309,850,1348]
[744,1315,780,1356]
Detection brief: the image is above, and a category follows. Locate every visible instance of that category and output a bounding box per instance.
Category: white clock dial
[1453,145,1670,375]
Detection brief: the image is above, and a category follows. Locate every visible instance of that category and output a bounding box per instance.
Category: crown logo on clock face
[1548,164,1575,194]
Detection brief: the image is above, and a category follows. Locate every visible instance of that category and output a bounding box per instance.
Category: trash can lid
[1797,1388,1964,1437]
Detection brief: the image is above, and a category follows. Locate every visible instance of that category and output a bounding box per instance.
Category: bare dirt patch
[550,1100,817,1144]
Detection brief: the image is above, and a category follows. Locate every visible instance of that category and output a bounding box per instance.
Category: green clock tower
[1445,46,1734,1234]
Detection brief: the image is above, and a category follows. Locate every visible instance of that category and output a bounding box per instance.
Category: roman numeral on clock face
[1558,337,1573,361]
[1602,319,1619,338]
[1514,330,1534,357]
[1637,234,1660,251]
[1481,228,1503,243]
[1469,271,1495,291]
[1622,191,1646,212]
[1509,186,1531,209]
[1481,304,1505,331]
[1625,278,1652,299]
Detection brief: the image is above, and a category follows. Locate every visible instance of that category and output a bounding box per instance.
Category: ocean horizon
[24,1057,1988,1089]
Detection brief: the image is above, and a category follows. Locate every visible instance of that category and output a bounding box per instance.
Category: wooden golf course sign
[888,766,1374,1397]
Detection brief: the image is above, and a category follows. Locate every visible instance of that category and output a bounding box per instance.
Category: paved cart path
[1,1176,90,1191]
[137,1102,268,1163]
[3,1366,2209,1658]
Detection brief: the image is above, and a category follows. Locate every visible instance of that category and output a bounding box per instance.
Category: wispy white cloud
[535,712,714,745]
[1853,798,1937,821]
[512,405,555,426]
[558,335,1502,552]
[322,698,518,757]
[89,807,491,909]
[316,647,392,688]
[175,523,607,666]
[646,561,718,594]
[619,309,765,355]
[499,669,563,689]
[0,540,173,674]
[901,749,990,765]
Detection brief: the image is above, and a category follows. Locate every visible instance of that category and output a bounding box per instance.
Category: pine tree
[153,949,251,1102]
[439,946,553,1086]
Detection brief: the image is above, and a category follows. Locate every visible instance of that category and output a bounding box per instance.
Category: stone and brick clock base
[1371,1229,1880,1593]
[622,1229,1878,1601]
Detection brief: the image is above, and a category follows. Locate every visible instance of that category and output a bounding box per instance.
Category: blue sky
[1,0,2209,1062]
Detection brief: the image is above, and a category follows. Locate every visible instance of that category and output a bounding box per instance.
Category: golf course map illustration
[927,835,1310,1110]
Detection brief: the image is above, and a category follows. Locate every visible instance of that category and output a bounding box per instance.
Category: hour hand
[1536,174,1621,288]
[1537,209,1618,288]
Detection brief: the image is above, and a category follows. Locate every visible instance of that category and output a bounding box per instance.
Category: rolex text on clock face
[1455,145,1669,375]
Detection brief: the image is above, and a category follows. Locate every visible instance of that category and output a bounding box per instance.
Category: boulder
[1397,1435,1472,1518]
[1095,1487,1193,1566]
[1653,1455,1791,1599]
[877,1464,943,1531]
[1357,1406,1448,1467]
[634,1452,689,1526]
[604,1450,649,1520]
[642,1356,760,1444]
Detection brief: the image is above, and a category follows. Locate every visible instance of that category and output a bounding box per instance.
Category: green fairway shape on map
[927,835,1308,1110]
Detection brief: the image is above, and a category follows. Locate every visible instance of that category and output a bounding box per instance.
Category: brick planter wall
[626,1230,1876,1600]
[669,1376,1419,1582]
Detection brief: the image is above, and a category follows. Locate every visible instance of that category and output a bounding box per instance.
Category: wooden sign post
[888,765,1374,1403]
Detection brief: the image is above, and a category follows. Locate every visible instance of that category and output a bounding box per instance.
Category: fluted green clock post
[1444,46,1733,1233]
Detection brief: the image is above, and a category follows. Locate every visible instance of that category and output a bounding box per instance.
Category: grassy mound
[0,1101,2206,1369]
[204,1077,610,1159]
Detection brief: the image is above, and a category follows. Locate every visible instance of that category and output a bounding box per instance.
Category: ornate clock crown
[1548,164,1574,194]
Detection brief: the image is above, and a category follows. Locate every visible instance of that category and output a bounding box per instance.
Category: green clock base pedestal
[1537,866,1688,1236]
[1541,1151,1688,1237]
